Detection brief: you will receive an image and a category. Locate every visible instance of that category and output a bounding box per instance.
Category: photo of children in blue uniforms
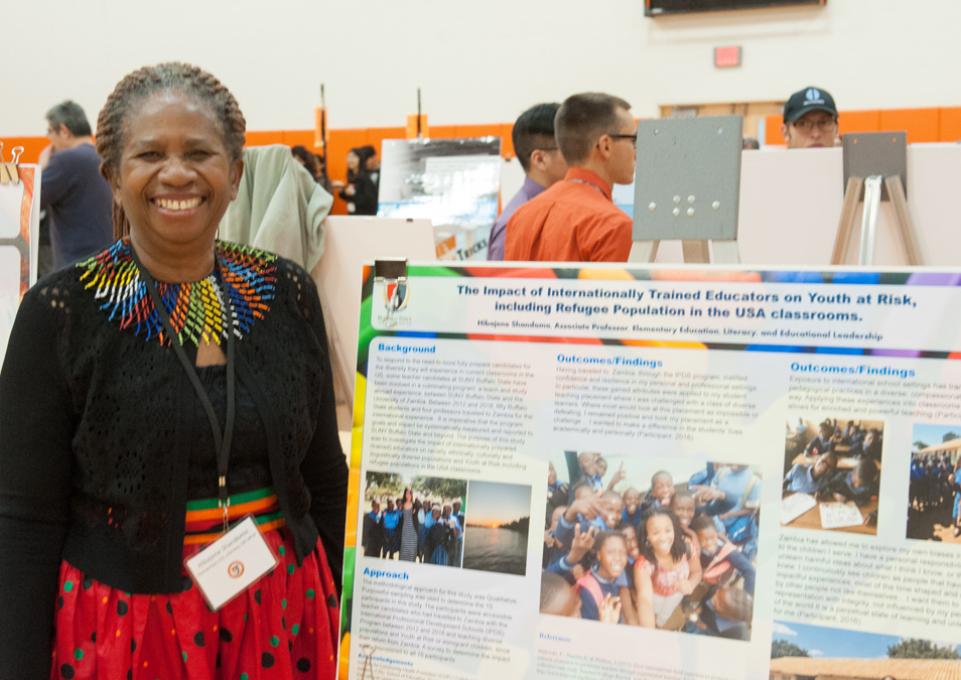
[539,451,760,640]
[782,417,883,535]
[361,471,467,568]
[906,423,961,544]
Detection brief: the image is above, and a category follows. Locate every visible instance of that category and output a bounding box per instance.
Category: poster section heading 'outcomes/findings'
[340,263,961,680]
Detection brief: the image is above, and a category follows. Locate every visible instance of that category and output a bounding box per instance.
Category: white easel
[832,132,921,266]
[831,174,921,266]
[629,238,741,264]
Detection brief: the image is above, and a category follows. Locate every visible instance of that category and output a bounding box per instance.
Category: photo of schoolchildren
[781,417,883,536]
[906,423,961,544]
[538,451,760,640]
[362,471,467,568]
[462,481,531,576]
[784,417,882,468]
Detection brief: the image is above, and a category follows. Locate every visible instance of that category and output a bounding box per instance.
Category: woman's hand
[636,573,656,629]
[599,595,622,624]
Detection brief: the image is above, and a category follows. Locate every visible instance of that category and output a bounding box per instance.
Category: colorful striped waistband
[184,487,285,546]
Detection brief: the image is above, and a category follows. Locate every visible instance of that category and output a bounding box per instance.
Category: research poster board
[0,164,40,361]
[339,262,961,679]
[376,138,501,262]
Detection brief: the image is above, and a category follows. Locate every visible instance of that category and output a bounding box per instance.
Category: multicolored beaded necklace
[77,239,277,347]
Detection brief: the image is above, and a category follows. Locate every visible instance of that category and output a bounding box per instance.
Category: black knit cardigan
[0,245,348,677]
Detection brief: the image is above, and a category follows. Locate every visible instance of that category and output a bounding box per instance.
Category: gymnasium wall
[4,0,961,136]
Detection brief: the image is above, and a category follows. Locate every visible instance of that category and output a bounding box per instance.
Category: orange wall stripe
[940,107,961,142]
[879,108,940,143]
[764,106,957,145]
[0,136,49,165]
[838,110,881,136]
[763,115,783,146]
[8,107,958,174]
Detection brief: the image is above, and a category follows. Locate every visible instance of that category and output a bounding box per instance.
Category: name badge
[185,516,278,611]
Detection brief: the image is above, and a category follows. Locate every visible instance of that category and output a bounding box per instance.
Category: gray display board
[632,116,743,242]
[842,132,907,201]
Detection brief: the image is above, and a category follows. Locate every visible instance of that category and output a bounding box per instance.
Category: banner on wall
[339,261,961,679]
[376,137,501,261]
[0,164,40,361]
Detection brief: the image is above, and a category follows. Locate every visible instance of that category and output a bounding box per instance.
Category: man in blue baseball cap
[781,86,839,149]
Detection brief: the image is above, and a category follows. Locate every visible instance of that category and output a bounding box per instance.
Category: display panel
[338,260,961,679]
[0,164,40,362]
[377,137,501,261]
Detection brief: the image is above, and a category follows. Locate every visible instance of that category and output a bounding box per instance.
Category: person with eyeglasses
[781,86,840,149]
[504,92,636,263]
[488,103,567,260]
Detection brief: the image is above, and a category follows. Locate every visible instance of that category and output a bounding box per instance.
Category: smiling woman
[116,94,240,258]
[0,63,347,679]
[96,64,247,285]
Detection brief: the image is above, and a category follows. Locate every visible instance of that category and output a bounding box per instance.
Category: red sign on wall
[714,45,742,68]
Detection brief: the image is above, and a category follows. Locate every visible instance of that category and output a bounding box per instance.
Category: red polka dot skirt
[50,527,338,679]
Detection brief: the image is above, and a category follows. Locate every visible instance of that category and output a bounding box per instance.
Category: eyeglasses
[791,117,837,132]
[608,133,638,147]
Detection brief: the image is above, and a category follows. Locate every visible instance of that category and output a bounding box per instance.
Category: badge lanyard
[131,249,236,534]
[567,177,606,197]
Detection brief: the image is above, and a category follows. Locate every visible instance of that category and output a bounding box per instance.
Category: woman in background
[335,145,378,215]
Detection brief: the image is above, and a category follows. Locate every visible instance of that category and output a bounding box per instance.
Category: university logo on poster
[373,271,412,329]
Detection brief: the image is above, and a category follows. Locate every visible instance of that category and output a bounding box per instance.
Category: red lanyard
[567,177,606,197]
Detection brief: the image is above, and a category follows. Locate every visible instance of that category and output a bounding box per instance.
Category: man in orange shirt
[504,92,636,262]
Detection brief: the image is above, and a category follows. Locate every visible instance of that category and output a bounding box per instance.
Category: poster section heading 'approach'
[339,262,961,680]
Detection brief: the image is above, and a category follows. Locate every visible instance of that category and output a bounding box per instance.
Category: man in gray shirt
[40,101,113,269]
